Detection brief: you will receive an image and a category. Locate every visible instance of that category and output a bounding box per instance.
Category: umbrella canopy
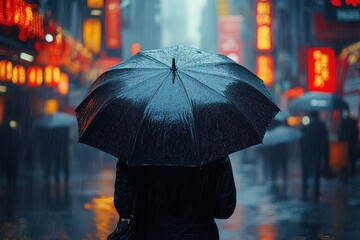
[34,112,77,129]
[76,45,279,167]
[289,92,349,113]
[263,125,303,146]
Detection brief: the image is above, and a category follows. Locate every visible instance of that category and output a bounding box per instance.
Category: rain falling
[1,0,360,239]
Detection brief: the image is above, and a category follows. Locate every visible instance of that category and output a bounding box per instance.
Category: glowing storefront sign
[105,0,121,49]
[0,60,12,81]
[256,55,274,86]
[87,0,104,8]
[58,73,69,95]
[83,18,102,54]
[27,66,43,87]
[44,65,60,87]
[12,65,26,85]
[255,0,273,51]
[308,48,336,93]
[218,15,242,64]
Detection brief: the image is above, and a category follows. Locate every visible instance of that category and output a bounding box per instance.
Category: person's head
[309,111,319,120]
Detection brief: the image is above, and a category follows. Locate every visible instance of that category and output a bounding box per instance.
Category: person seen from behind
[338,111,359,176]
[300,111,329,202]
[108,156,236,240]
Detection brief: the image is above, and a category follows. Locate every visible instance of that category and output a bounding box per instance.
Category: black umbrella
[76,45,279,167]
[34,112,77,129]
[263,125,303,146]
[289,92,349,113]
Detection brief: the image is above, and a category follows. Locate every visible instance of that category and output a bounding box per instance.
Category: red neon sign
[307,48,336,93]
[331,0,360,7]
[255,0,273,51]
[256,55,274,86]
[105,0,121,49]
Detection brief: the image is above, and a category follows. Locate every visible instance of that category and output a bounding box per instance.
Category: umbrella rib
[180,71,263,143]
[176,73,202,165]
[128,71,173,162]
[139,52,171,68]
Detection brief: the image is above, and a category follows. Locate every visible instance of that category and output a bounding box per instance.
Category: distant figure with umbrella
[261,115,303,195]
[34,112,76,201]
[300,111,329,202]
[338,111,359,176]
[76,46,279,240]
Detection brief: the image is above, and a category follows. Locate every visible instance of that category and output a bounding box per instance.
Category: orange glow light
[0,61,7,81]
[87,0,104,8]
[27,66,43,87]
[44,65,60,87]
[255,0,273,51]
[83,18,102,54]
[131,43,141,55]
[256,55,274,86]
[12,65,26,85]
[44,99,58,115]
[58,73,69,95]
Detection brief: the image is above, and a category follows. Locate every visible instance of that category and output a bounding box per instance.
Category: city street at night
[1,0,360,239]
[1,149,360,240]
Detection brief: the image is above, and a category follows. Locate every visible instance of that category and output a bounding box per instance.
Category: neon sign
[255,0,273,51]
[307,48,336,93]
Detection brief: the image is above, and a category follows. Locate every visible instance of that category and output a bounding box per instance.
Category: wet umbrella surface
[76,45,279,166]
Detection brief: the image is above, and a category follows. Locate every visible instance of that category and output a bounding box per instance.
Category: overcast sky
[162,0,206,48]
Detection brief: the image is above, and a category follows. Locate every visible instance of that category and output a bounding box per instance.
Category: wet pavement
[1,147,360,240]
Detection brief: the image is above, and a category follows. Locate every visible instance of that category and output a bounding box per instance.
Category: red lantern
[0,60,13,81]
[12,65,26,85]
[27,66,43,87]
[44,65,60,87]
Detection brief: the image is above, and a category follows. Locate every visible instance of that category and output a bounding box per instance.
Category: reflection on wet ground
[0,151,360,239]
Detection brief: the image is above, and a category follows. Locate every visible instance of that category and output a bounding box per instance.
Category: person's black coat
[113,157,236,240]
[300,118,329,170]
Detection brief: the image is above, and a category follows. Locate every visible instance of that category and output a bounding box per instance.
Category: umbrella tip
[171,58,177,71]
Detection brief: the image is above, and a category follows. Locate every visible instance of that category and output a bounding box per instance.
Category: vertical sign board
[255,0,273,86]
[218,15,242,64]
[105,0,121,49]
[255,0,273,51]
[83,18,102,54]
[256,55,274,86]
[307,48,336,93]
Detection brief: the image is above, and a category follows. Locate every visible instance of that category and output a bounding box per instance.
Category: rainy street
[1,147,360,240]
[1,0,360,239]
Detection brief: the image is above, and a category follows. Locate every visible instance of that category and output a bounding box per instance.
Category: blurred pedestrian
[0,120,20,194]
[108,156,236,240]
[262,143,288,191]
[38,127,70,201]
[338,111,359,176]
[300,111,329,202]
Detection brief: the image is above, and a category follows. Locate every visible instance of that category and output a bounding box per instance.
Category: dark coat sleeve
[214,157,236,219]
[114,159,133,219]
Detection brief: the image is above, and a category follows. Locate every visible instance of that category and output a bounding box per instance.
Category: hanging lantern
[0,61,7,81]
[12,65,26,85]
[0,60,13,81]
[44,65,60,87]
[27,66,43,87]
